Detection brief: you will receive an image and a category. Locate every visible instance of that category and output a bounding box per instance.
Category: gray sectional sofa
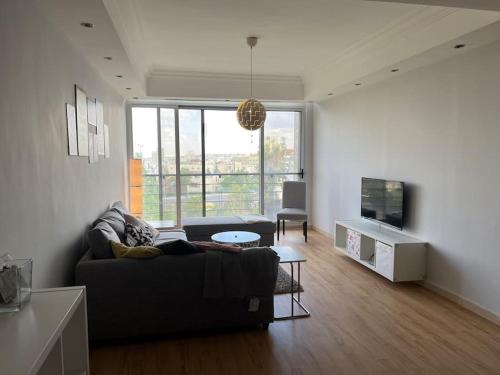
[75,203,279,341]
[182,215,276,245]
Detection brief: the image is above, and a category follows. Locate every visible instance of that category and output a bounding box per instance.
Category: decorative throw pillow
[124,214,160,239]
[111,241,161,259]
[125,223,155,247]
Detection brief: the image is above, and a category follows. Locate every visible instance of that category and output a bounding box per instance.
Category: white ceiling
[103,0,423,77]
[366,0,500,12]
[40,0,500,101]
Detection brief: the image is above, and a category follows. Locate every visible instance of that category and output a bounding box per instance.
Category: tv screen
[361,177,404,229]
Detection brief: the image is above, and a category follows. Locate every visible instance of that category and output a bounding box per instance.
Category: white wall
[312,39,500,317]
[147,71,304,101]
[0,0,127,287]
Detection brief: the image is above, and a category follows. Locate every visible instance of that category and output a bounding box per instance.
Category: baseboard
[420,280,500,326]
[311,225,334,240]
[310,226,499,326]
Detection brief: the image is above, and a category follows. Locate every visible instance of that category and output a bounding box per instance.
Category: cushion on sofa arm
[87,221,120,259]
[111,201,129,216]
[93,208,126,242]
[155,230,188,244]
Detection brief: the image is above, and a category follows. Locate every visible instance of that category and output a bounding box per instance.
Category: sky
[132,107,299,159]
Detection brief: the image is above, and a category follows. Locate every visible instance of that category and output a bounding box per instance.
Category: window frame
[126,102,305,224]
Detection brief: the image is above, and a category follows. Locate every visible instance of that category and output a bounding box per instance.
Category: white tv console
[335,219,427,282]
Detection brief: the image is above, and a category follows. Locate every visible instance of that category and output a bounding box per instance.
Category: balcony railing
[141,172,300,222]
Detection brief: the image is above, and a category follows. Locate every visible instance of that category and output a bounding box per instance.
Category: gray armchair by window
[277,181,308,242]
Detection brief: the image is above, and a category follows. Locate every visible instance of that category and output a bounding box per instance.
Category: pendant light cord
[250,45,253,98]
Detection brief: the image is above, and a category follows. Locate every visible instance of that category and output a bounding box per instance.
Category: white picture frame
[75,85,89,156]
[88,131,95,163]
[87,97,97,128]
[104,124,110,158]
[96,100,105,155]
[66,103,78,156]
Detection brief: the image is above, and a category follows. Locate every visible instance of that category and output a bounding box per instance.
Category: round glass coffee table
[211,231,261,248]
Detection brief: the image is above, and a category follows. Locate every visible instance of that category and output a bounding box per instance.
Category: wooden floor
[90,229,500,375]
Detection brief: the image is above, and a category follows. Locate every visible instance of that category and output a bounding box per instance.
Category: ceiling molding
[304,7,500,100]
[39,0,145,98]
[146,71,304,101]
[148,70,303,84]
[314,7,457,70]
[364,0,500,12]
[102,0,149,78]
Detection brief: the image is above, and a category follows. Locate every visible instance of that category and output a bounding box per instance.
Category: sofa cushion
[124,213,160,239]
[87,221,120,259]
[182,215,275,238]
[111,201,129,216]
[125,223,155,247]
[93,208,126,242]
[111,241,162,259]
[155,229,188,244]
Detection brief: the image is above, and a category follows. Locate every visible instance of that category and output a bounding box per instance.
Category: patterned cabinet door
[346,229,361,259]
[375,241,394,281]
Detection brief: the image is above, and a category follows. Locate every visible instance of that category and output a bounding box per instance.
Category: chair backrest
[282,181,306,209]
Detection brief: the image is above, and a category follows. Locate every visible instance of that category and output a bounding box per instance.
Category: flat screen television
[361,177,404,230]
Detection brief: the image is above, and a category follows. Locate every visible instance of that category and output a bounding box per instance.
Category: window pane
[180,175,203,217]
[206,174,260,216]
[263,111,301,220]
[264,174,299,220]
[204,110,260,216]
[160,108,177,223]
[264,111,301,173]
[205,110,259,174]
[179,109,203,217]
[131,107,160,220]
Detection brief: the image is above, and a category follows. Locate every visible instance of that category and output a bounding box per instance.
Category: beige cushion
[111,241,162,259]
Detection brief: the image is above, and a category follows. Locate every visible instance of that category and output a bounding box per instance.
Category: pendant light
[236,36,266,131]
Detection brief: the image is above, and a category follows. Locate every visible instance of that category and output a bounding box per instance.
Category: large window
[130,105,303,224]
[204,109,260,216]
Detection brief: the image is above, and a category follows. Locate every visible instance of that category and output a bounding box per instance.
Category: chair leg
[277,219,280,241]
[283,220,285,236]
[303,221,308,242]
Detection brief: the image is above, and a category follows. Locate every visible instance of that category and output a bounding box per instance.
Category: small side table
[211,231,261,248]
[271,246,310,320]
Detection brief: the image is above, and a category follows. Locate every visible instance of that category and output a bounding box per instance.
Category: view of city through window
[131,106,301,223]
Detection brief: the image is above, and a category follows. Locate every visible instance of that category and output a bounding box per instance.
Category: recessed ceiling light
[126,87,132,90]
[355,83,362,86]
[80,22,94,28]
[104,56,112,60]
[391,68,399,73]
[115,75,123,78]
[454,44,466,49]
[328,93,333,96]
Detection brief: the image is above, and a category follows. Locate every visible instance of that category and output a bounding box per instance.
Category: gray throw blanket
[203,247,279,299]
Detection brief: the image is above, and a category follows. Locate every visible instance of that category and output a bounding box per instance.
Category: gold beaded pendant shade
[237,36,266,131]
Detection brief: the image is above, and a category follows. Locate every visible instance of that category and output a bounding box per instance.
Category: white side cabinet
[335,220,427,282]
[0,287,89,375]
